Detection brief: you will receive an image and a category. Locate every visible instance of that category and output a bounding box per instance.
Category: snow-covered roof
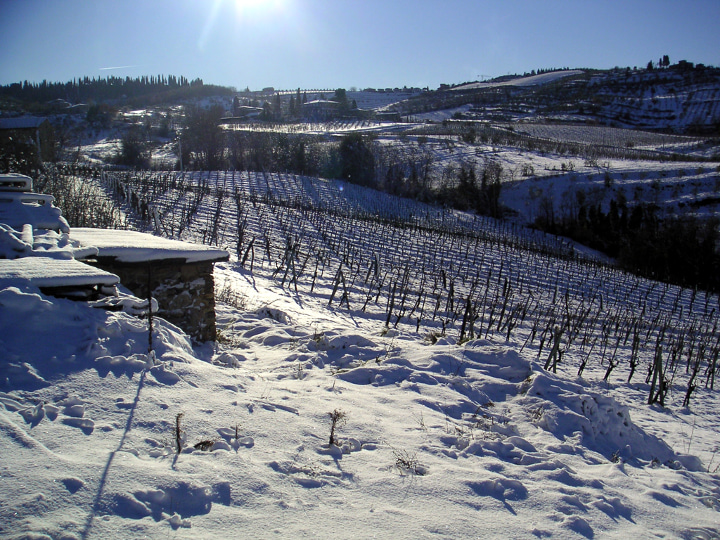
[0,256,119,288]
[69,228,229,264]
[303,99,340,106]
[0,191,70,232]
[235,106,264,114]
[0,116,49,130]
[0,173,33,192]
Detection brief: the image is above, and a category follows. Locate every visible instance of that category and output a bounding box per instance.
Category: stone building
[0,173,229,342]
[70,229,229,342]
[0,117,53,161]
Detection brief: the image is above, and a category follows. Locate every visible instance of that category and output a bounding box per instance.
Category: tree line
[0,75,232,106]
[537,193,720,292]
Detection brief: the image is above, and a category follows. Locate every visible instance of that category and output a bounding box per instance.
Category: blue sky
[1,0,719,91]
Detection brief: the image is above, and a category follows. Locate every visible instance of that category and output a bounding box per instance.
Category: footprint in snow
[19,403,45,427]
[62,417,95,435]
[60,477,84,494]
[63,404,85,418]
[44,403,59,420]
[58,396,86,418]
[16,401,59,426]
[561,515,594,539]
[149,364,181,385]
[216,427,254,449]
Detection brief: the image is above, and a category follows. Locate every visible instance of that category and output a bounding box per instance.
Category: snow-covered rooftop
[0,173,33,192]
[0,191,70,233]
[69,228,229,264]
[0,256,119,288]
[0,116,49,130]
[303,99,340,106]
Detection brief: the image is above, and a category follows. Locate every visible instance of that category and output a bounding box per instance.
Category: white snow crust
[2,106,720,538]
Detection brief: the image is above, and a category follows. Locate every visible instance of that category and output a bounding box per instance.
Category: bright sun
[199,0,291,50]
[233,0,286,14]
[234,0,263,8]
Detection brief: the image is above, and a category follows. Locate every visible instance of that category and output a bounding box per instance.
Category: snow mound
[0,286,194,390]
[318,333,691,467]
[0,191,69,233]
[524,367,684,466]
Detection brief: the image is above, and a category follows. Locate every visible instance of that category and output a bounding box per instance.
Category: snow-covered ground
[1,257,719,539]
[501,160,720,224]
[223,120,414,136]
[2,163,720,538]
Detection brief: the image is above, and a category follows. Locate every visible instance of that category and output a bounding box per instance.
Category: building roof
[235,106,264,115]
[0,117,49,130]
[303,99,340,107]
[69,228,229,264]
[0,256,119,289]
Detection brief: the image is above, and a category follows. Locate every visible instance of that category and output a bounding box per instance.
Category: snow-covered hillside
[1,256,719,539]
[452,70,586,91]
[2,169,719,539]
[390,65,720,133]
[588,66,720,133]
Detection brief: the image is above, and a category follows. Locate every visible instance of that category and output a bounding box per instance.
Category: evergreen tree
[332,88,350,114]
[339,133,375,187]
[182,104,225,169]
[273,94,282,120]
[118,126,150,168]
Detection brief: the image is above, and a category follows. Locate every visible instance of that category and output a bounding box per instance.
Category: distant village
[227,87,425,123]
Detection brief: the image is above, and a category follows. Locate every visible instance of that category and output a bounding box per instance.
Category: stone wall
[96,258,218,342]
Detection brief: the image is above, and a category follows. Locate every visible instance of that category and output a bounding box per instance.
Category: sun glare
[234,0,265,7]
[233,0,286,15]
[199,0,292,51]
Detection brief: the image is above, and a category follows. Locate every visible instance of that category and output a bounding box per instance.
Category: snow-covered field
[501,161,720,223]
[511,124,701,153]
[2,163,720,538]
[2,257,719,539]
[452,70,586,92]
[223,120,413,136]
[3,95,720,537]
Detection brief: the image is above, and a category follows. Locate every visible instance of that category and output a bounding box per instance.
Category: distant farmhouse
[232,106,264,120]
[302,99,341,121]
[219,96,264,126]
[0,116,53,161]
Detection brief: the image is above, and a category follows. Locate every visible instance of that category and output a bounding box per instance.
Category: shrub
[328,409,346,446]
